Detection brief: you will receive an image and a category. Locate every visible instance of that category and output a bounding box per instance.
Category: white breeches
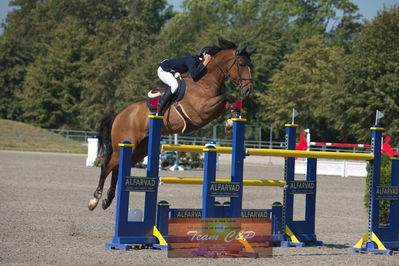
[157,66,178,94]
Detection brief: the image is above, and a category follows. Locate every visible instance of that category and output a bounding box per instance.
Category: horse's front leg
[224,93,241,135]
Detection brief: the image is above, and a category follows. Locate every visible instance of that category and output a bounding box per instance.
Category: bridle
[211,53,252,90]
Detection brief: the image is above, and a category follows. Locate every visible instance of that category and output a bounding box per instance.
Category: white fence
[295,158,368,178]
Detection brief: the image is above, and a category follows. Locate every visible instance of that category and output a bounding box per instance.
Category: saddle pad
[146,80,186,111]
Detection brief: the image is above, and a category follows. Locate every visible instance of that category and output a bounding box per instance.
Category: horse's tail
[97,112,117,169]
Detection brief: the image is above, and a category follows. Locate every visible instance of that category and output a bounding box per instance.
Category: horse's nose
[243,83,253,97]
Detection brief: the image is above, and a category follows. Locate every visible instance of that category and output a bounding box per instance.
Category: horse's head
[210,41,256,98]
[233,45,256,97]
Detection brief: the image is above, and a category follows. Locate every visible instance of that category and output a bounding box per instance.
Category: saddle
[146,78,186,111]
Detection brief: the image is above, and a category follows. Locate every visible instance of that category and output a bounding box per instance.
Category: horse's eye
[239,63,245,67]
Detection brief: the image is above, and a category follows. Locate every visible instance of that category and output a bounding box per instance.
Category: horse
[88,39,255,211]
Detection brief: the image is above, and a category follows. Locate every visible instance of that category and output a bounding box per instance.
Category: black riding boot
[158,89,174,114]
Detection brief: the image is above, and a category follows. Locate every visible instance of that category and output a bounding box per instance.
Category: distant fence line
[0,126,387,154]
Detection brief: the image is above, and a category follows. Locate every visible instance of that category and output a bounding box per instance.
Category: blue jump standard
[281,123,322,247]
[350,126,399,255]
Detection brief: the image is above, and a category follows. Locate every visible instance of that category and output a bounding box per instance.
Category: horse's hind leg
[88,169,109,210]
[88,156,118,210]
[102,168,118,210]
[101,137,149,210]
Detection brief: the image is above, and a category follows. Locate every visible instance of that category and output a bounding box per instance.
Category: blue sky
[168,0,399,17]
[1,0,399,30]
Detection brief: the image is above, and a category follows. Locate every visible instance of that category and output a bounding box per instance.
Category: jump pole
[160,177,286,187]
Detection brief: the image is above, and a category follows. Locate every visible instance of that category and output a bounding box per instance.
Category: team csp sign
[167,218,272,258]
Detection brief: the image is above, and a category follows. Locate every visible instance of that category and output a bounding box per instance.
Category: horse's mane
[206,38,252,65]
[206,38,238,56]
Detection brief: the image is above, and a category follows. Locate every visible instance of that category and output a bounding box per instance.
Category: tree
[1,0,128,122]
[82,0,174,129]
[0,0,42,120]
[329,6,399,143]
[328,13,363,52]
[79,13,156,129]
[0,35,32,120]
[20,16,89,129]
[259,36,345,140]
[271,0,360,39]
[2,0,173,129]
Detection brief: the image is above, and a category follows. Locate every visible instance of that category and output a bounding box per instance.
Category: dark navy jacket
[160,55,206,81]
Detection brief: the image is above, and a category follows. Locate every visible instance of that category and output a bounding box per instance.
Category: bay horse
[88,39,255,211]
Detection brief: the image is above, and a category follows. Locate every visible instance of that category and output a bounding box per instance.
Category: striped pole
[310,142,372,148]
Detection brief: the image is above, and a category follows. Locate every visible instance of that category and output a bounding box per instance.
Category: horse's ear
[247,47,257,56]
[237,44,248,55]
[218,37,226,46]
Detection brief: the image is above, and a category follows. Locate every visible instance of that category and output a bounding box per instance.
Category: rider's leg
[157,67,178,114]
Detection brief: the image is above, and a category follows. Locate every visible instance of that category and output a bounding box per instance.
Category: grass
[0,119,88,154]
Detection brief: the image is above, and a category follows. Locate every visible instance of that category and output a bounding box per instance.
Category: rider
[157,47,212,114]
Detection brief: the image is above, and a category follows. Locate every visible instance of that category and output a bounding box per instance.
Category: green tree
[20,16,89,129]
[272,0,359,39]
[0,35,32,120]
[260,36,345,140]
[1,0,124,122]
[79,14,155,129]
[329,6,399,143]
[329,13,363,52]
[0,0,42,120]
[2,0,172,129]
[81,0,174,129]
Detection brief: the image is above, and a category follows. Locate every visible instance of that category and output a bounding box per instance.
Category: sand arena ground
[0,150,398,265]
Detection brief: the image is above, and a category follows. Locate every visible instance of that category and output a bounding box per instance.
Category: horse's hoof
[88,198,99,211]
[102,199,111,210]
[225,119,233,135]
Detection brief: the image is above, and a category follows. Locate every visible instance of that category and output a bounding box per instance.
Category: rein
[210,55,252,89]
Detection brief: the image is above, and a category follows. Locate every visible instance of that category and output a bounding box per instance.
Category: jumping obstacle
[106,113,399,255]
[106,115,321,250]
[157,121,322,247]
[157,118,286,248]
